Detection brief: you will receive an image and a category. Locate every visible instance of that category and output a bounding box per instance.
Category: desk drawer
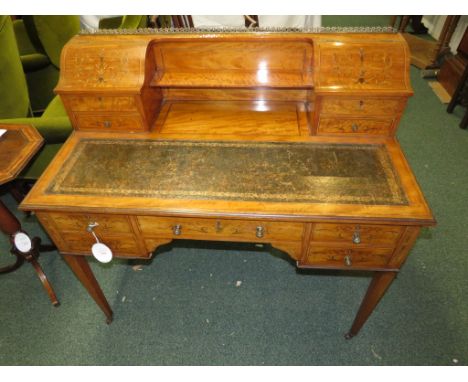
[47,212,133,234]
[74,113,145,131]
[320,97,402,116]
[317,117,393,135]
[303,245,393,270]
[137,216,304,242]
[311,223,403,247]
[60,232,142,257]
[65,95,137,112]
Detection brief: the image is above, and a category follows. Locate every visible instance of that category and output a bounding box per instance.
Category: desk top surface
[21,132,434,225]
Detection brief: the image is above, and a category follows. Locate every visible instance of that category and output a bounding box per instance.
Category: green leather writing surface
[47,139,407,205]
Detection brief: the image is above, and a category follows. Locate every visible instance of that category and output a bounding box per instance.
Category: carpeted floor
[1,17,468,366]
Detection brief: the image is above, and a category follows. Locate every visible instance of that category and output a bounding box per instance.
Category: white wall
[422,15,468,53]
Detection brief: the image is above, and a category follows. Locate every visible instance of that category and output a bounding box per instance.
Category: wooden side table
[0,124,59,306]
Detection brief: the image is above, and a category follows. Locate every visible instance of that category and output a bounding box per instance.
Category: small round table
[0,124,59,306]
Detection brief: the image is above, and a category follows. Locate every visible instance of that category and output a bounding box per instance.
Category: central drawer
[137,216,304,243]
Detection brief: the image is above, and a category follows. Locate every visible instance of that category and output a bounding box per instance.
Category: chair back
[24,16,80,68]
[0,16,30,119]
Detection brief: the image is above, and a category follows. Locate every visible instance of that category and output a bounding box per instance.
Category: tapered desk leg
[62,254,113,324]
[345,271,397,339]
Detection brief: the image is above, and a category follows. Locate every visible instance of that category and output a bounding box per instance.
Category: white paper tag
[0,129,6,138]
[13,232,33,253]
[91,242,113,263]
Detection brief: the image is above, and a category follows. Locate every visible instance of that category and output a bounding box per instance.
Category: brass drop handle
[173,224,182,236]
[256,226,265,238]
[103,120,112,128]
[352,226,361,244]
[352,123,359,132]
[344,255,353,267]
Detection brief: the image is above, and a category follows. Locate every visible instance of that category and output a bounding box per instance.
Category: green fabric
[20,53,50,71]
[12,18,57,112]
[120,15,145,29]
[32,16,80,68]
[0,16,30,119]
[42,95,67,118]
[99,16,147,29]
[19,143,63,179]
[24,63,59,112]
[12,19,37,55]
[21,16,45,54]
[98,16,123,29]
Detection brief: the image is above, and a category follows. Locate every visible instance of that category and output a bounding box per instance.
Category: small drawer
[65,95,137,112]
[317,117,393,135]
[311,223,403,247]
[303,246,394,269]
[47,212,132,235]
[74,113,145,131]
[320,97,402,116]
[137,216,304,242]
[60,232,145,257]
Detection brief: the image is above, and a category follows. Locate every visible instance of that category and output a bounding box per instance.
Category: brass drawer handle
[352,123,359,132]
[256,226,265,238]
[352,226,361,244]
[86,221,99,233]
[344,255,352,267]
[173,224,182,236]
[103,120,112,128]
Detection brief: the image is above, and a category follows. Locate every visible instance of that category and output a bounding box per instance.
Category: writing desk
[20,28,435,338]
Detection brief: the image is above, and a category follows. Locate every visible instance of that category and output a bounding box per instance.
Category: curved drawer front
[137,216,304,243]
[317,42,408,91]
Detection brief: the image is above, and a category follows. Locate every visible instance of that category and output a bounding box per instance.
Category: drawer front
[65,95,137,112]
[311,223,403,247]
[137,216,304,242]
[317,42,407,90]
[74,113,145,131]
[304,246,394,269]
[317,117,393,135]
[60,232,142,257]
[47,212,133,235]
[320,97,402,116]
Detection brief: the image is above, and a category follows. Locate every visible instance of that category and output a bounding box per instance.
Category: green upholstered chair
[0,16,72,180]
[13,16,80,113]
[98,15,148,29]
